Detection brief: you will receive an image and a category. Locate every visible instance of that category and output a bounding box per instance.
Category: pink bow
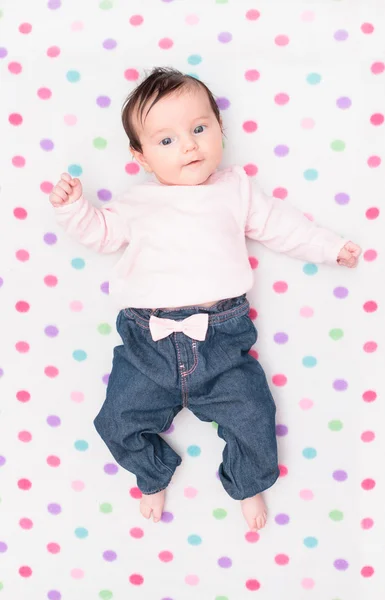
[149,313,209,342]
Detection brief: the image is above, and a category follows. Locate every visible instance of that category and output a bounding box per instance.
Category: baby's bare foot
[140,489,166,523]
[241,493,267,531]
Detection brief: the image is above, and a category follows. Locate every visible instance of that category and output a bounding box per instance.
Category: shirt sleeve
[53,195,129,254]
[244,179,347,265]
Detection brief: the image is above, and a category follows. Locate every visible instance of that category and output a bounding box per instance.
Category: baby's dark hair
[121,66,223,153]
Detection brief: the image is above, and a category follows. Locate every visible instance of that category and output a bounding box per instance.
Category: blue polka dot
[187,445,201,457]
[187,54,202,65]
[73,350,87,362]
[303,447,317,459]
[67,70,80,83]
[68,164,82,177]
[303,263,318,276]
[304,536,318,548]
[74,527,88,539]
[188,534,202,545]
[303,356,317,368]
[304,169,318,181]
[306,72,321,85]
[71,258,85,270]
[74,440,89,451]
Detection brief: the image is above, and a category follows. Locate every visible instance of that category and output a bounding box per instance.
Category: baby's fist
[49,173,83,207]
[337,241,361,268]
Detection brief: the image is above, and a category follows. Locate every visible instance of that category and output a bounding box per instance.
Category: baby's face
[131,86,223,186]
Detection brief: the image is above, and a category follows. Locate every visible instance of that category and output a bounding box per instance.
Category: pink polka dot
[273,281,288,293]
[19,23,32,34]
[365,207,378,220]
[364,249,377,261]
[361,566,374,577]
[363,301,377,313]
[370,113,384,126]
[301,118,315,129]
[245,531,260,543]
[275,35,289,46]
[246,579,261,591]
[371,61,384,74]
[273,187,287,199]
[16,249,29,262]
[184,486,198,499]
[44,275,58,287]
[47,542,60,554]
[301,578,315,590]
[361,518,374,530]
[9,113,23,126]
[367,155,381,168]
[185,14,199,25]
[16,390,30,403]
[14,207,28,219]
[47,46,61,58]
[299,398,313,410]
[71,480,85,492]
[363,341,377,353]
[129,574,144,586]
[16,341,30,353]
[275,554,289,565]
[300,489,314,501]
[64,114,77,125]
[9,62,22,74]
[18,478,32,490]
[361,478,375,490]
[129,15,143,26]
[70,568,84,579]
[37,87,52,100]
[279,464,288,477]
[47,455,61,467]
[18,430,32,442]
[12,155,26,168]
[361,23,374,34]
[301,10,315,22]
[362,390,377,403]
[130,487,142,499]
[272,374,287,387]
[249,308,257,320]
[274,93,289,105]
[125,162,140,175]
[159,550,173,562]
[19,518,33,529]
[71,21,84,31]
[69,300,83,311]
[300,306,314,318]
[124,68,139,81]
[248,256,259,269]
[19,566,32,577]
[244,163,258,176]
[16,301,30,313]
[71,391,84,403]
[158,38,173,50]
[185,574,199,586]
[245,69,260,82]
[130,527,144,539]
[243,120,258,133]
[246,9,260,20]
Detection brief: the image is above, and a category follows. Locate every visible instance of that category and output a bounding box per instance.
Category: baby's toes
[152,506,162,523]
[140,503,152,520]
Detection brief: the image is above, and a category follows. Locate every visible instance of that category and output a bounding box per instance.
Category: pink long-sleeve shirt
[53,165,346,309]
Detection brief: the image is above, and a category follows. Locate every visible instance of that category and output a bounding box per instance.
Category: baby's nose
[183,136,198,152]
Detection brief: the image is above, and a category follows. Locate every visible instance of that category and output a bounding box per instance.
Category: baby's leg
[140,489,166,523]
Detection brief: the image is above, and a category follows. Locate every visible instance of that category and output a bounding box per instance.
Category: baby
[50,67,361,531]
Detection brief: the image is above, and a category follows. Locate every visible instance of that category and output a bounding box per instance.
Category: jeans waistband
[123,294,249,327]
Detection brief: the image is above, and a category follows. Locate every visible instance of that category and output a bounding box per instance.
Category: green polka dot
[303,356,317,368]
[0,582,3,591]
[68,164,82,177]
[0,10,3,19]
[73,349,87,362]
[212,421,218,429]
[187,534,202,545]
[303,447,317,459]
[75,527,88,539]
[328,420,343,432]
[304,168,318,181]
[188,55,202,65]
[329,328,344,341]
[98,323,112,335]
[329,510,343,521]
[215,597,229,600]
[100,0,113,9]
[303,263,318,276]
[66,70,80,83]
[306,72,321,85]
[100,502,113,514]
[213,508,227,520]
[74,439,89,451]
[216,0,228,3]
[331,140,345,152]
[304,536,318,548]
[93,137,107,150]
[71,257,85,270]
[99,591,113,600]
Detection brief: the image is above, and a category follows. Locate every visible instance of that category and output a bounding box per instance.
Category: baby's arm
[50,173,129,253]
[245,180,360,267]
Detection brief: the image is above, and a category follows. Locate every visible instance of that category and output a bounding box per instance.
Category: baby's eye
[194,125,206,134]
[160,137,173,146]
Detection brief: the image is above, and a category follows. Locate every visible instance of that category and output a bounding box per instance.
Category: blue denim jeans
[94,294,279,500]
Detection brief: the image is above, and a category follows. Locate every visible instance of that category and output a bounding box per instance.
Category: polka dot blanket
[0,1,384,599]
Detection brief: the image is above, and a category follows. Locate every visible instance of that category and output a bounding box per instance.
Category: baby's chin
[155,165,214,186]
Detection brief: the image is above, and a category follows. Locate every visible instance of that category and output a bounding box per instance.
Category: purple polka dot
[0,368,3,377]
[216,97,230,110]
[336,97,351,109]
[97,96,111,108]
[44,232,57,245]
[44,325,59,337]
[47,0,61,8]
[274,332,288,344]
[333,470,348,482]
[102,373,110,385]
[0,48,8,59]
[0,456,6,466]
[334,558,349,570]
[274,145,289,157]
[333,379,348,391]
[103,550,117,561]
[47,415,61,427]
[47,591,61,600]
[0,277,3,288]
[215,470,220,479]
[275,513,290,525]
[47,503,61,515]
[163,423,175,435]
[103,39,117,50]
[40,139,54,151]
[334,30,349,41]
[335,193,350,205]
[218,32,232,43]
[0,541,7,552]
[333,286,348,299]
[218,556,232,568]
[161,511,174,523]
[276,424,288,436]
[97,189,112,202]
[104,463,118,475]
[100,281,109,294]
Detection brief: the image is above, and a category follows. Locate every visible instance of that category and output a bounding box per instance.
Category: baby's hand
[49,173,83,207]
[337,241,361,268]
